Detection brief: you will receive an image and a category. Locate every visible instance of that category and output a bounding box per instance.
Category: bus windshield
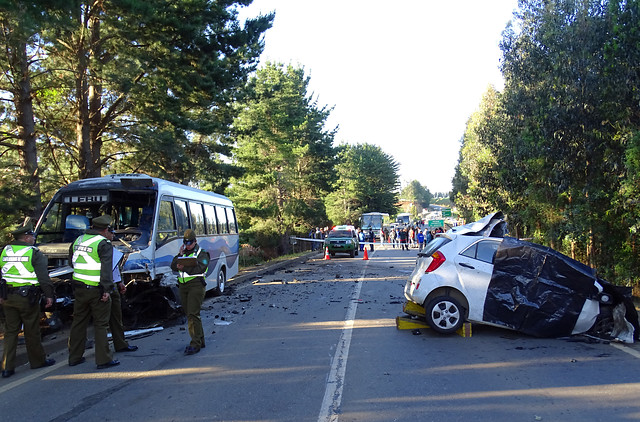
[37,189,156,248]
[396,213,411,225]
[360,213,387,231]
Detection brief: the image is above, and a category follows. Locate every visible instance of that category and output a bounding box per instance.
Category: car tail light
[425,251,446,273]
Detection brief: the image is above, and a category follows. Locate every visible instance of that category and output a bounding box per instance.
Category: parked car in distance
[404,212,639,342]
[325,225,359,258]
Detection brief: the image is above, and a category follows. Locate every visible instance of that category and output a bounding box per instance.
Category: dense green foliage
[0,1,401,252]
[452,0,640,285]
[400,180,432,208]
[0,0,71,221]
[5,0,637,285]
[324,143,400,226]
[228,63,337,254]
[0,0,272,230]
[229,64,401,254]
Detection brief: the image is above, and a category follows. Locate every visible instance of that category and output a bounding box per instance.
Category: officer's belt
[72,281,99,289]
[7,286,32,296]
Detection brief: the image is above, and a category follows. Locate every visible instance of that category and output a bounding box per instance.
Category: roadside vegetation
[1,1,638,287]
[0,1,400,253]
[238,243,312,269]
[452,0,640,285]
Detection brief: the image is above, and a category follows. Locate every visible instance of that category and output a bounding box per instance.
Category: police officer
[171,229,210,355]
[398,227,409,250]
[104,227,137,353]
[68,215,120,369]
[0,219,55,378]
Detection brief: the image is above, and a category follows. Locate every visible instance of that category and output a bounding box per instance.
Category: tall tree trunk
[76,16,91,180]
[13,39,42,218]
[76,3,102,179]
[88,12,103,178]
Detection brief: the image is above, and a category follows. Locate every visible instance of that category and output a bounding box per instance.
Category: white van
[35,174,239,316]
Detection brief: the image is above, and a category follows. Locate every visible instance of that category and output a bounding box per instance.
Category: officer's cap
[183,229,196,242]
[11,220,34,237]
[92,215,112,230]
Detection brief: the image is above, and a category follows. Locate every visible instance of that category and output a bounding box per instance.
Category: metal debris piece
[107,326,164,340]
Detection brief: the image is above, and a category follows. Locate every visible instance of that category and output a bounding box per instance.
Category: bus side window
[131,206,153,247]
[204,204,217,235]
[174,200,189,236]
[228,208,238,234]
[157,200,177,245]
[189,202,205,235]
[216,205,228,234]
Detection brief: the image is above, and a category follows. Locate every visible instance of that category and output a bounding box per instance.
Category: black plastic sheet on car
[483,237,606,338]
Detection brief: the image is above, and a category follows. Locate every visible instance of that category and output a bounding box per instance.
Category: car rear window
[460,239,500,263]
[419,237,451,257]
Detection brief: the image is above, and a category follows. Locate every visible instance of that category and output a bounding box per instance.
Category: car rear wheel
[425,296,464,334]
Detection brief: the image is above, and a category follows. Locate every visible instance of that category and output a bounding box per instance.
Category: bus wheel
[214,268,226,296]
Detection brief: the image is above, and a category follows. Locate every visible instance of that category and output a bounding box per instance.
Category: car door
[454,239,502,322]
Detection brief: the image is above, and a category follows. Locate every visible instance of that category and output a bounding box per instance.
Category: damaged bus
[35,174,239,326]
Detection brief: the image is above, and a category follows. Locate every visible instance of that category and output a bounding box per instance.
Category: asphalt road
[2,246,640,422]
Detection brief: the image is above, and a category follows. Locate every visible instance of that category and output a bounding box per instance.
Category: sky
[237,1,520,193]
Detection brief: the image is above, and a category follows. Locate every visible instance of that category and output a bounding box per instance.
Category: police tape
[290,237,324,243]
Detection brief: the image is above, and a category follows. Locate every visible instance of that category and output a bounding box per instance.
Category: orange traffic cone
[324,246,331,260]
[363,247,369,260]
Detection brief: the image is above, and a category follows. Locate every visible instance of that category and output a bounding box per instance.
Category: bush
[239,243,268,267]
[239,227,290,259]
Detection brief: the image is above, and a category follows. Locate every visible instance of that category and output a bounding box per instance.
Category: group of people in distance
[387,225,444,250]
[354,225,444,252]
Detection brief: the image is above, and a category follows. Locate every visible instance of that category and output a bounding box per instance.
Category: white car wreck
[404,212,639,342]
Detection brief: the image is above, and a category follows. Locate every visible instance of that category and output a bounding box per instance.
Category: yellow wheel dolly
[396,301,472,338]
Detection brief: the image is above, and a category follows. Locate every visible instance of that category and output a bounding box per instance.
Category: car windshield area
[328,230,353,238]
[418,237,451,257]
[37,190,156,249]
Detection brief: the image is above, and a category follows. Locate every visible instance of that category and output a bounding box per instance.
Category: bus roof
[53,174,232,206]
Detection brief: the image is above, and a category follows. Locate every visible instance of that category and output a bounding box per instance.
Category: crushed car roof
[448,211,508,237]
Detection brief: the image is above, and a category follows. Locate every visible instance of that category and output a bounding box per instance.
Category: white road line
[317,255,370,422]
[610,342,640,359]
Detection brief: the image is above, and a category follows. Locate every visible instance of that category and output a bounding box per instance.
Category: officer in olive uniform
[104,228,138,353]
[68,215,120,369]
[0,219,56,378]
[171,229,210,355]
[367,228,375,252]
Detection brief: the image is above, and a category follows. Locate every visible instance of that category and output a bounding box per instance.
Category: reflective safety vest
[178,248,206,284]
[1,245,38,286]
[71,234,107,286]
